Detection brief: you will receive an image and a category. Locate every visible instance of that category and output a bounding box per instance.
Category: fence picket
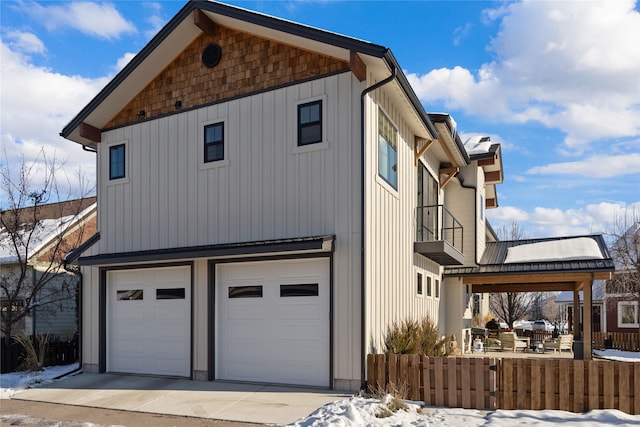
[462,357,471,409]
[634,363,640,414]
[446,358,457,406]
[530,359,541,410]
[603,362,615,408]
[434,357,444,407]
[619,362,630,414]
[408,354,420,401]
[573,360,584,413]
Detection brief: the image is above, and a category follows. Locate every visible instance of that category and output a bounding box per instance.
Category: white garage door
[107,266,191,377]
[216,258,330,387]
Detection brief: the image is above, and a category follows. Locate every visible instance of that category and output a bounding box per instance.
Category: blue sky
[1,0,639,238]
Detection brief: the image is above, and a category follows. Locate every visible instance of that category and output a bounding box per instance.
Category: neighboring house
[555,222,640,334]
[555,280,606,332]
[60,1,610,389]
[0,198,97,339]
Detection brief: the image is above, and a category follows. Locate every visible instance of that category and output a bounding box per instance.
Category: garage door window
[228,286,263,298]
[156,288,185,299]
[117,290,143,300]
[280,284,319,297]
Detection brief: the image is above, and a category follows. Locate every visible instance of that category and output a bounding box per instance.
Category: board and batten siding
[94,72,364,385]
[363,85,443,356]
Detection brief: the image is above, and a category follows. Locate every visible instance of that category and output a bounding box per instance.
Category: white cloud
[488,201,640,238]
[27,1,136,40]
[5,30,45,54]
[408,0,640,154]
[143,2,168,39]
[527,154,640,178]
[0,41,107,200]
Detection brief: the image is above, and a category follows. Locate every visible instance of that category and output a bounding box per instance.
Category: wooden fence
[0,337,78,373]
[367,354,640,414]
[367,354,498,410]
[593,332,640,352]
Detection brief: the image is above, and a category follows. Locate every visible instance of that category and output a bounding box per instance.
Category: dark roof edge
[468,143,501,161]
[64,232,101,264]
[60,0,388,139]
[78,235,335,266]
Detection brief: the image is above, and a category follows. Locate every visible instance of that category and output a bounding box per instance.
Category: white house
[62,0,512,389]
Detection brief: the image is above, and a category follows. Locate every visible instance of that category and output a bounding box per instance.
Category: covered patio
[446,235,615,360]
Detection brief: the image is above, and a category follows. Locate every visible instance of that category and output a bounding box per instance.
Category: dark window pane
[228,286,263,298]
[204,123,224,162]
[156,288,185,299]
[109,144,125,180]
[427,277,432,296]
[280,283,319,297]
[297,101,322,146]
[417,274,423,295]
[117,289,143,301]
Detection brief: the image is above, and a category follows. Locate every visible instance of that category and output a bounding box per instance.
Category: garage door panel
[108,266,191,378]
[217,259,329,387]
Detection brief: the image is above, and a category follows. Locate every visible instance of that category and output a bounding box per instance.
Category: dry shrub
[384,316,446,356]
[13,332,49,372]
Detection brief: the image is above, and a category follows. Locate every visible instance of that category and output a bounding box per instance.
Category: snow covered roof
[464,135,493,156]
[504,237,604,264]
[0,202,96,264]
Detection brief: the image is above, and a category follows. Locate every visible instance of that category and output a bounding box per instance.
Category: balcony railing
[414,204,464,265]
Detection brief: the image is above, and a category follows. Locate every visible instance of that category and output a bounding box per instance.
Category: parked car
[532,319,553,331]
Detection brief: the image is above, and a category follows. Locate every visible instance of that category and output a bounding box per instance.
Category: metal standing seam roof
[445,234,615,276]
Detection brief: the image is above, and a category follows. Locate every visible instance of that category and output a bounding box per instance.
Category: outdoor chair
[499,331,530,352]
[543,333,574,354]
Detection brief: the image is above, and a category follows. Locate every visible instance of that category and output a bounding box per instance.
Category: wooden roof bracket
[439,166,459,190]
[194,9,216,36]
[414,136,434,165]
[350,51,367,82]
[79,122,101,143]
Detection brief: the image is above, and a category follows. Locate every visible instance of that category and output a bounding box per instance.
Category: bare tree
[490,220,538,327]
[0,149,93,365]
[605,206,640,340]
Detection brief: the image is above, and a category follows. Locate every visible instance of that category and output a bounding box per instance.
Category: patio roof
[445,234,614,292]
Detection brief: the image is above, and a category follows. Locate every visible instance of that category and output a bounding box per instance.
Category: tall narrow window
[426,276,432,297]
[417,273,423,295]
[378,108,398,189]
[435,279,440,298]
[204,122,224,163]
[109,144,125,180]
[298,100,322,146]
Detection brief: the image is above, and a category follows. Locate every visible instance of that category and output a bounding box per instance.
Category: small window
[228,286,263,298]
[480,196,484,220]
[156,288,185,300]
[435,279,440,298]
[426,276,432,297]
[417,273,423,295]
[298,100,322,146]
[378,108,398,189]
[109,144,125,180]
[618,301,639,328]
[204,122,224,163]
[280,284,319,297]
[117,290,143,301]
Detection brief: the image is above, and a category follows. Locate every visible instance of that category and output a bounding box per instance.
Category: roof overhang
[78,235,335,266]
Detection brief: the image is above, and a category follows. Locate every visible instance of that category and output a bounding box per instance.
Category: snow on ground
[0,363,79,398]
[594,349,640,362]
[2,360,640,426]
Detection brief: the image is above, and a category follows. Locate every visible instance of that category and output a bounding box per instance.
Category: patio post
[583,277,593,360]
[572,286,580,337]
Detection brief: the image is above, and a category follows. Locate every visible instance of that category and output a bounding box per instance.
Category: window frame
[109,143,126,180]
[426,276,432,297]
[377,107,398,190]
[618,301,639,328]
[297,100,323,146]
[417,273,423,296]
[204,121,225,163]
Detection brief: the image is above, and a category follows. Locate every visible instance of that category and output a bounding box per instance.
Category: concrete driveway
[10,373,351,425]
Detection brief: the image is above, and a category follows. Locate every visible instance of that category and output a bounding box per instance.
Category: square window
[109,144,125,180]
[204,122,224,163]
[378,109,397,189]
[298,100,322,146]
[427,276,432,297]
[618,301,639,327]
[417,273,423,295]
